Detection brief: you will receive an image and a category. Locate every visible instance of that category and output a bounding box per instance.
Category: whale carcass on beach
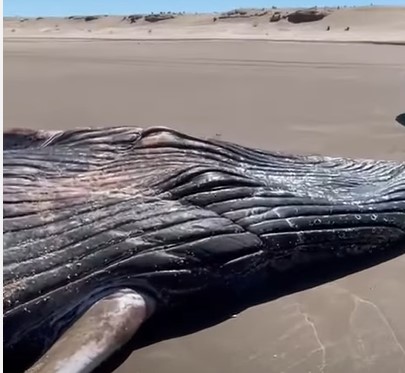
[3,126,405,373]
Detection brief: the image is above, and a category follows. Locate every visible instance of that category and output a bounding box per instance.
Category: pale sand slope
[4,6,405,44]
[3,38,405,373]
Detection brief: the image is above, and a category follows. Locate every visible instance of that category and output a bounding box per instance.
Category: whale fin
[25,289,154,373]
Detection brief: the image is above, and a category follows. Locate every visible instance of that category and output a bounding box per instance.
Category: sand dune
[4,6,405,44]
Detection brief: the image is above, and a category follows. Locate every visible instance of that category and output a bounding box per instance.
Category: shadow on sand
[94,243,405,373]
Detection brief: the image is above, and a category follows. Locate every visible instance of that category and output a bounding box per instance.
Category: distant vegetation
[66,15,100,21]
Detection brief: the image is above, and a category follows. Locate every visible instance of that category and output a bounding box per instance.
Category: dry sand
[4,7,405,44]
[3,6,405,373]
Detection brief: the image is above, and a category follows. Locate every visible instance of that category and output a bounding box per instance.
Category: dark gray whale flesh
[3,126,405,373]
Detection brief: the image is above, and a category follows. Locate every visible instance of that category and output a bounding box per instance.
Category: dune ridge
[4,6,405,45]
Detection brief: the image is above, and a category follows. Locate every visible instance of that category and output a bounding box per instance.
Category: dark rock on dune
[254,11,268,17]
[66,15,100,21]
[270,12,281,22]
[225,9,248,16]
[224,9,240,16]
[144,14,175,22]
[125,14,143,23]
[219,8,268,20]
[84,16,99,22]
[287,9,329,24]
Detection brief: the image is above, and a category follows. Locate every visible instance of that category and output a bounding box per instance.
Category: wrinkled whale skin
[3,126,405,371]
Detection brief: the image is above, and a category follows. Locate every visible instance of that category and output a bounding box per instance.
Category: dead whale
[3,126,405,373]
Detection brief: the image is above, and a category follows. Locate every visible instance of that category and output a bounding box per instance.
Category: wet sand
[4,38,405,372]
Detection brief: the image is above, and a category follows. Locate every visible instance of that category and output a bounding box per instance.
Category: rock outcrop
[66,15,100,22]
[123,14,143,24]
[218,8,268,19]
[144,14,175,22]
[287,9,328,24]
[269,12,281,22]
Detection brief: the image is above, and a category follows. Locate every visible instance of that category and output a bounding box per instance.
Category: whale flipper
[25,289,153,373]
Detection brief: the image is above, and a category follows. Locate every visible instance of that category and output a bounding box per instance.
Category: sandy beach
[4,6,405,373]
